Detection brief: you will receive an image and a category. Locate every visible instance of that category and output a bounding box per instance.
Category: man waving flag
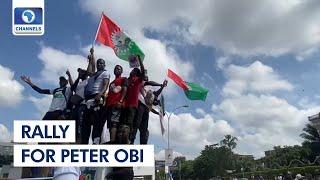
[94,12,145,67]
[167,69,209,101]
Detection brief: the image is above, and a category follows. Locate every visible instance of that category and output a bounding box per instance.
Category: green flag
[184,82,209,101]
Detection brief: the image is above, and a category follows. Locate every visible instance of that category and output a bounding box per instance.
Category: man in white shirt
[20,74,71,178]
[82,58,110,144]
[21,75,71,120]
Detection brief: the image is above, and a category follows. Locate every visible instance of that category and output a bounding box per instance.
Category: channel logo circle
[21,9,36,24]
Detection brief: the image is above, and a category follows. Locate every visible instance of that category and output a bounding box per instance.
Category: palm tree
[300,123,320,162]
[220,135,238,150]
[300,123,320,144]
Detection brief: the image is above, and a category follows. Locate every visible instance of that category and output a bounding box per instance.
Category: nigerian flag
[94,13,144,67]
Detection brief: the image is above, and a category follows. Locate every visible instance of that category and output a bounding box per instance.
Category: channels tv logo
[12,0,44,36]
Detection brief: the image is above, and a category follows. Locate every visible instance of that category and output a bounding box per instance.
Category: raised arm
[70,77,80,92]
[21,75,51,94]
[66,69,73,86]
[87,48,96,76]
[153,80,168,97]
[144,80,162,87]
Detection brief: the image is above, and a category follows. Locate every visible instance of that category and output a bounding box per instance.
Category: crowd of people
[20,48,167,179]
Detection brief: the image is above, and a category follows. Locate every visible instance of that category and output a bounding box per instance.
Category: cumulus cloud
[80,0,320,57]
[148,112,234,156]
[0,64,24,107]
[215,61,320,157]
[37,45,88,84]
[28,96,52,118]
[0,124,12,142]
[216,56,231,70]
[223,61,293,96]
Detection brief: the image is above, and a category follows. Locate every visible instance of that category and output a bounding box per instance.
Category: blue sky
[2,0,320,159]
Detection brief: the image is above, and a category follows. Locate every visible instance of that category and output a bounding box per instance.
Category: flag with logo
[167,69,208,101]
[94,12,145,67]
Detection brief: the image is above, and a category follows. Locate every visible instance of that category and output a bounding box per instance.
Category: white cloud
[296,47,319,61]
[223,61,293,96]
[0,64,24,107]
[37,45,88,84]
[196,108,206,116]
[28,96,52,118]
[216,56,231,70]
[218,94,320,158]
[214,61,320,158]
[0,124,12,142]
[80,0,320,57]
[148,112,234,157]
[219,94,318,132]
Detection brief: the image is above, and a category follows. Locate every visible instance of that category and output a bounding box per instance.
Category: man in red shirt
[121,55,145,142]
[105,65,128,143]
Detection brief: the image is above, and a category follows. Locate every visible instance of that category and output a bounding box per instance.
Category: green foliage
[220,135,238,150]
[300,123,320,161]
[232,166,320,179]
[300,123,320,143]
[193,144,234,179]
[0,155,13,166]
[155,169,166,180]
[177,132,319,179]
[180,160,195,180]
[261,145,311,168]
[233,154,255,173]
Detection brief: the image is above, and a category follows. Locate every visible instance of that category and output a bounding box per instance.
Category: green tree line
[168,123,320,179]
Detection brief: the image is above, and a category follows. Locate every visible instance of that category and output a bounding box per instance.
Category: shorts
[42,110,63,120]
[106,106,122,128]
[120,107,137,130]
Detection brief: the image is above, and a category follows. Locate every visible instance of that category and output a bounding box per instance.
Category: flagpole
[92,12,103,49]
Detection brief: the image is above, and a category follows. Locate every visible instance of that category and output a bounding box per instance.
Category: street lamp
[167,105,189,149]
[165,105,188,180]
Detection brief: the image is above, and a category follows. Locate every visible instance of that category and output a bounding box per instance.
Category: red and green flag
[94,13,145,67]
[167,69,208,101]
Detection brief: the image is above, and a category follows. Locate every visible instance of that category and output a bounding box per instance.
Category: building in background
[0,142,13,156]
